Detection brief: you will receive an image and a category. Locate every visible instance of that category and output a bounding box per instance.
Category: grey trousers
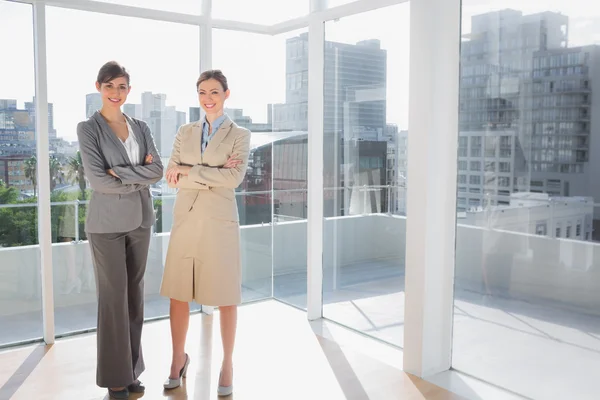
[88,225,151,388]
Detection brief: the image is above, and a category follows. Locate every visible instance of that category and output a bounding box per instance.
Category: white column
[33,2,55,345]
[306,0,326,320]
[200,0,212,72]
[310,0,328,11]
[200,0,214,315]
[403,0,461,377]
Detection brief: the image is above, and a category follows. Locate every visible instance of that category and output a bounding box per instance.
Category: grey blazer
[77,111,164,234]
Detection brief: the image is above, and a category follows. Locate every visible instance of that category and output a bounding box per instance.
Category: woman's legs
[124,227,151,384]
[218,305,237,386]
[169,299,190,378]
[88,232,132,391]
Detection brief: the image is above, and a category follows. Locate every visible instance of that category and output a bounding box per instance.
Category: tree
[49,156,61,192]
[24,155,37,197]
[22,155,64,196]
[0,180,18,204]
[66,151,86,200]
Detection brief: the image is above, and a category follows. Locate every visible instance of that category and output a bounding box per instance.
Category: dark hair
[196,69,228,92]
[96,61,130,85]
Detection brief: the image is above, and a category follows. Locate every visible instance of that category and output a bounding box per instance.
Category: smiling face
[96,76,130,110]
[198,78,230,117]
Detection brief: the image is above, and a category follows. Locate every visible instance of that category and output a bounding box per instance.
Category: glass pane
[322,4,410,346]
[89,0,201,14]
[213,28,310,305]
[212,0,308,25]
[453,3,600,399]
[213,29,278,302]
[0,1,42,347]
[46,7,200,336]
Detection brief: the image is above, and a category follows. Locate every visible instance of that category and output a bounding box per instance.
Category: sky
[1,0,600,142]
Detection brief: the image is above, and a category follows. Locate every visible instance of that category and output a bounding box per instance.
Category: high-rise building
[25,99,57,139]
[190,106,272,132]
[0,99,36,192]
[458,10,600,218]
[141,92,166,119]
[189,106,201,123]
[121,93,188,157]
[272,33,387,137]
[123,103,142,119]
[85,93,102,119]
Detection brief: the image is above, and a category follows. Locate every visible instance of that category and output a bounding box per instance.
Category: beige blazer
[160,115,251,305]
[167,116,250,218]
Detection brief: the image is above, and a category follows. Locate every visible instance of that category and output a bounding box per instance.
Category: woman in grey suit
[77,61,164,399]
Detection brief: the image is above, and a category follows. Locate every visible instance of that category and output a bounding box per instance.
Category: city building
[460,10,600,224]
[85,93,102,119]
[461,192,594,241]
[189,106,273,132]
[0,99,38,192]
[272,33,387,138]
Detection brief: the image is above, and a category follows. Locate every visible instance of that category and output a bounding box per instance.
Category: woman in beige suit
[160,70,250,397]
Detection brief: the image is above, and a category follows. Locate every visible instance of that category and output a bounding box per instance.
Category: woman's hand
[223,154,242,169]
[107,169,119,178]
[144,154,153,165]
[166,165,191,184]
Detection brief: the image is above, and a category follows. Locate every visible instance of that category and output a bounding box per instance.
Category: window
[536,223,547,236]
[469,175,481,185]
[458,160,468,171]
[0,0,42,346]
[215,28,310,307]
[455,3,600,399]
[499,148,512,158]
[470,136,482,157]
[470,161,481,171]
[485,136,497,157]
[498,177,510,187]
[322,3,409,348]
[46,7,201,335]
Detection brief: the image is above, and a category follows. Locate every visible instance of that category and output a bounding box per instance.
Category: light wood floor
[0,301,462,400]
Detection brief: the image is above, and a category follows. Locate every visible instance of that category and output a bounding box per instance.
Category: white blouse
[121,120,141,166]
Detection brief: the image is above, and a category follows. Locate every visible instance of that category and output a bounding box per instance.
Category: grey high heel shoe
[217,368,233,397]
[163,353,190,390]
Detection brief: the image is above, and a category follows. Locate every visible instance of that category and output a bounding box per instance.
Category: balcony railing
[1,189,598,348]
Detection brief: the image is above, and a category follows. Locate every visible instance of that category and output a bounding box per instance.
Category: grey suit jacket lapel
[92,111,130,162]
[93,111,147,165]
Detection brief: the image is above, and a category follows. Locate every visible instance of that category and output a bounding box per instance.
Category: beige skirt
[160,196,242,306]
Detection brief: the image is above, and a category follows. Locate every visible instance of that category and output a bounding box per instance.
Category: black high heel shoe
[107,387,129,399]
[128,380,145,393]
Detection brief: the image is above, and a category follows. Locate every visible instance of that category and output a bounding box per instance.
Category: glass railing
[453,204,600,400]
[5,189,595,349]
